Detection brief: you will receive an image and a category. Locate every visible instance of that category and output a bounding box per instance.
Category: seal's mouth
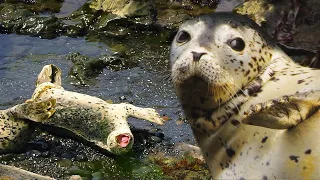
[180,76,214,95]
[177,73,238,110]
[177,75,218,109]
[116,133,131,148]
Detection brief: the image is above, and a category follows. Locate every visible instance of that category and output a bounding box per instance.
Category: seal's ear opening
[36,64,62,87]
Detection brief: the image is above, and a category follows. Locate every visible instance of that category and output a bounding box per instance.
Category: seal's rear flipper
[36,64,62,87]
[107,103,166,125]
[242,90,320,129]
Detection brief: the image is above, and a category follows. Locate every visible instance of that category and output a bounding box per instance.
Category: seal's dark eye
[228,37,245,51]
[176,30,191,43]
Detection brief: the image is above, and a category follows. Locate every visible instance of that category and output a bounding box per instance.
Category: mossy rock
[1,0,63,13]
[67,52,138,86]
[0,3,62,38]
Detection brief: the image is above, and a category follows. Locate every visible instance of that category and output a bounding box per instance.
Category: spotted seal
[0,96,55,153]
[0,64,165,155]
[170,12,320,179]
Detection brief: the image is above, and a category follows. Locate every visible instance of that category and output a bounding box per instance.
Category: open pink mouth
[116,133,131,148]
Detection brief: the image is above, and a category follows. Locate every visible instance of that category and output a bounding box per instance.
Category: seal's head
[94,130,134,155]
[170,12,276,112]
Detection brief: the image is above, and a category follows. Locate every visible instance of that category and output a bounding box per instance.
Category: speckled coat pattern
[0,109,34,153]
[0,97,55,153]
[170,12,320,179]
[31,65,164,155]
[0,64,164,155]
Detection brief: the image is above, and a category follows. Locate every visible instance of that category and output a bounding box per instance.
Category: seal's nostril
[191,51,206,61]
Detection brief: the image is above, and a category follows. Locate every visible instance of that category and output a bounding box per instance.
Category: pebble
[91,171,103,180]
[69,175,83,180]
[26,150,42,158]
[34,140,50,151]
[75,153,88,161]
[154,132,165,139]
[42,151,51,157]
[16,154,26,161]
[68,166,91,177]
[150,136,162,143]
[61,151,76,159]
[119,96,126,100]
[149,128,158,133]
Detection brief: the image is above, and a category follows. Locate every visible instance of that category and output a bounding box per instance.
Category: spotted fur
[0,99,56,153]
[170,12,320,179]
[31,64,165,155]
[1,64,164,155]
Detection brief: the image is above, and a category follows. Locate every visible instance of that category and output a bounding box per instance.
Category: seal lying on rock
[170,12,320,179]
[1,64,165,155]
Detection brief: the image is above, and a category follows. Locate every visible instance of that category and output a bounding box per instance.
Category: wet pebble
[119,96,127,100]
[16,154,26,161]
[75,153,88,161]
[62,151,76,159]
[91,171,103,180]
[154,132,165,139]
[42,151,50,157]
[150,136,162,143]
[26,150,42,158]
[69,175,83,180]
[50,157,61,162]
[68,166,91,177]
[149,128,158,133]
[34,140,50,151]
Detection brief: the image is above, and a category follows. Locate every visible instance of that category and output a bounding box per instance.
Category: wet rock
[75,153,88,161]
[1,0,63,13]
[28,139,50,152]
[91,171,103,179]
[19,16,61,39]
[0,0,224,40]
[150,136,162,143]
[154,132,165,139]
[26,150,42,158]
[154,0,215,30]
[62,151,76,159]
[0,164,54,180]
[42,151,51,157]
[90,0,155,18]
[63,1,102,37]
[148,153,210,179]
[16,154,26,161]
[68,166,92,177]
[235,0,320,51]
[67,52,138,86]
[69,175,83,180]
[0,3,62,38]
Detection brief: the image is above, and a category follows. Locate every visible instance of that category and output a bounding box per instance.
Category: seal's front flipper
[36,64,62,88]
[242,90,320,129]
[11,99,56,122]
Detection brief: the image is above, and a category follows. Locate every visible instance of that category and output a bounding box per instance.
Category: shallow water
[0,30,196,178]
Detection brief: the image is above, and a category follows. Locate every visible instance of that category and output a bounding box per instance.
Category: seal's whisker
[225,85,241,114]
[222,84,239,113]
[224,84,236,100]
[228,79,246,95]
[213,86,218,108]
